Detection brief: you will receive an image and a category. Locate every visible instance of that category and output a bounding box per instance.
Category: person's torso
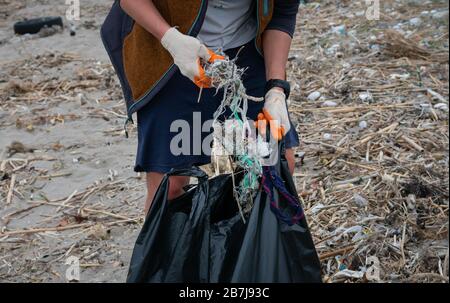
[198,0,257,51]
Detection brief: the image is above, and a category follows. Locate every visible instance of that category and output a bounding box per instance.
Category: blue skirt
[135,40,299,173]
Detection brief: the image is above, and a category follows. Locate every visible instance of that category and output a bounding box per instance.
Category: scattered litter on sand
[0,0,448,283]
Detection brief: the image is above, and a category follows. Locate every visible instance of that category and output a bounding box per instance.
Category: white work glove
[161,27,223,88]
[262,88,291,140]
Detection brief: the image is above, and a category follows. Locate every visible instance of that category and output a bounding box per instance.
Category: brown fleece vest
[122,0,274,103]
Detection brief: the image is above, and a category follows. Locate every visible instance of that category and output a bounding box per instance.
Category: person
[101,0,301,214]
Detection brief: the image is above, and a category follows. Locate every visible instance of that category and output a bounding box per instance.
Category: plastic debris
[323,133,333,140]
[409,17,422,27]
[204,53,267,211]
[434,103,449,112]
[432,10,449,20]
[332,269,365,281]
[331,25,346,35]
[359,92,373,102]
[307,91,321,101]
[322,100,338,107]
[353,193,368,207]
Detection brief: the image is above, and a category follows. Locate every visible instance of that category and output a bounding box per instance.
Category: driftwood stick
[6,174,16,205]
[0,223,93,236]
[0,218,139,237]
[400,134,424,152]
[55,190,78,213]
[31,200,137,222]
[319,245,355,260]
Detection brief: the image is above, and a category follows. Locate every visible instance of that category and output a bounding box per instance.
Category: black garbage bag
[127,144,322,283]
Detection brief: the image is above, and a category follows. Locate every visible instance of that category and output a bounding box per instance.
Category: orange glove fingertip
[194,62,212,88]
[207,49,225,63]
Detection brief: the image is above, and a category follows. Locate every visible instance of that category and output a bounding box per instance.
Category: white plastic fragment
[419,103,434,117]
[331,25,346,35]
[434,103,449,112]
[352,230,367,242]
[353,193,368,207]
[323,133,333,141]
[359,120,368,129]
[326,44,340,55]
[322,101,338,107]
[432,11,449,20]
[359,92,373,102]
[307,91,321,101]
[310,203,325,214]
[409,17,422,27]
[370,44,380,52]
[390,73,410,80]
[342,62,351,69]
[393,23,403,30]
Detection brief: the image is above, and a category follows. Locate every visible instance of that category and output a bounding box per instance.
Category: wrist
[161,27,180,52]
[265,79,291,99]
[270,87,284,93]
[157,24,172,41]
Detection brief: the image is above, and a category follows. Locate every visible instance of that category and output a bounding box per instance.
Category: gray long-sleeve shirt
[198,0,257,51]
[198,0,300,52]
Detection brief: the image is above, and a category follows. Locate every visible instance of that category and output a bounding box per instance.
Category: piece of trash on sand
[409,17,422,27]
[359,121,368,129]
[309,203,325,214]
[326,44,340,55]
[70,22,76,36]
[331,25,346,35]
[359,92,373,102]
[14,16,63,35]
[434,103,449,112]
[432,10,449,20]
[323,133,333,141]
[353,193,368,207]
[389,73,410,80]
[308,91,321,101]
[322,101,338,107]
[419,103,432,116]
[332,269,365,282]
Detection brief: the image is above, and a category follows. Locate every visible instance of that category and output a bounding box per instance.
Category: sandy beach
[0,0,448,283]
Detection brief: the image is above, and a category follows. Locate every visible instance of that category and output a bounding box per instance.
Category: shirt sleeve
[265,0,300,38]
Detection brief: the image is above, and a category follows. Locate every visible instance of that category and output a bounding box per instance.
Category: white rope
[203,51,269,214]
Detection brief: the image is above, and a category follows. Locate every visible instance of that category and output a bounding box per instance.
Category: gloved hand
[161,27,224,88]
[261,87,291,141]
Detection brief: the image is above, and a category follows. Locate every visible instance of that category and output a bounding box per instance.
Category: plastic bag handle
[166,166,208,182]
[162,167,210,228]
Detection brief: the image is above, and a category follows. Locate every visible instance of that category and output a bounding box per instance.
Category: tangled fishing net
[202,50,271,218]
